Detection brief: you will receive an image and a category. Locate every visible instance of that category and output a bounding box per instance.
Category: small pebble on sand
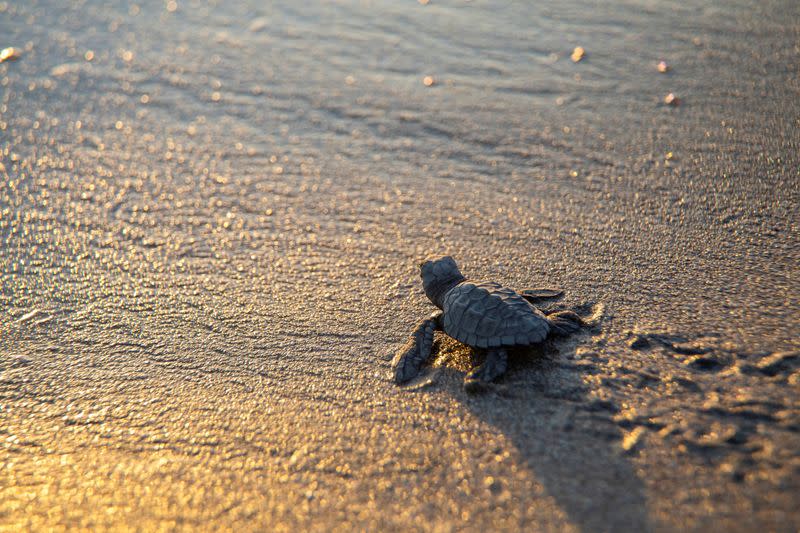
[664,93,680,106]
[657,60,669,73]
[0,47,21,63]
[423,76,435,87]
[571,46,585,62]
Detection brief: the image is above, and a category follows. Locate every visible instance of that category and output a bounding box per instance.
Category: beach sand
[1,0,798,530]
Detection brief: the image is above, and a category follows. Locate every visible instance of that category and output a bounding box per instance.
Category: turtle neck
[429,274,466,309]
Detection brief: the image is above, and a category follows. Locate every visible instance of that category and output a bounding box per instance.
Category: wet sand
[1,0,799,531]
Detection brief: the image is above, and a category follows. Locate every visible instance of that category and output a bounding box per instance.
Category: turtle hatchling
[393,256,586,392]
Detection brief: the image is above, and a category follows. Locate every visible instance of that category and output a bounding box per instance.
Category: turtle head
[419,256,465,308]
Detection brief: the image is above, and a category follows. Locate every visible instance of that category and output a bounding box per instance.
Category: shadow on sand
[428,318,652,532]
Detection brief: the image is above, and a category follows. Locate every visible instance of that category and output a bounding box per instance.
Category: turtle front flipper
[392,311,443,384]
[518,288,564,304]
[464,348,508,393]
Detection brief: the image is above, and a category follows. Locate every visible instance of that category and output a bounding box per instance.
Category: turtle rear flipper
[546,310,584,336]
[519,288,564,304]
[464,348,508,393]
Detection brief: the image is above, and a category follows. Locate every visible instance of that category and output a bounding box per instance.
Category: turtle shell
[441,281,550,348]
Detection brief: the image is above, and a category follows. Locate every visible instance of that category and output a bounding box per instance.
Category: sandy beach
[1,0,798,530]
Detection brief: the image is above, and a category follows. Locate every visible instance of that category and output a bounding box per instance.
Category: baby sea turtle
[393,256,585,392]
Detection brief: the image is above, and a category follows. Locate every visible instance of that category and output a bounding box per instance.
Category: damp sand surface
[1,1,799,531]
